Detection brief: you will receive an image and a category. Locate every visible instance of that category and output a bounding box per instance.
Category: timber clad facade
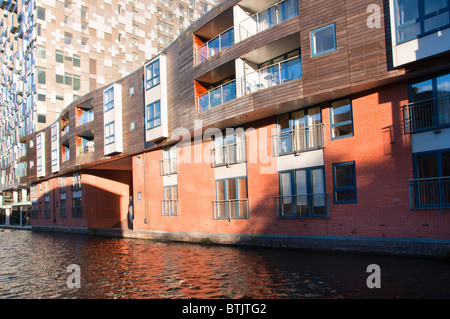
[3,0,450,253]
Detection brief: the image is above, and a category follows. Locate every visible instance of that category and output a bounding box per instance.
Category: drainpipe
[143,152,148,224]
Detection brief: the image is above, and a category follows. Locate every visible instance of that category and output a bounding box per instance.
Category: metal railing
[275,194,329,218]
[403,95,450,133]
[196,27,234,64]
[409,177,450,211]
[160,158,178,176]
[213,199,250,220]
[212,142,246,167]
[239,0,299,41]
[161,199,180,216]
[242,56,302,95]
[198,80,236,112]
[272,123,325,156]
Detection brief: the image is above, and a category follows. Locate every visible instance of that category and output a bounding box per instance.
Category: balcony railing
[409,177,450,211]
[242,56,302,95]
[403,95,450,133]
[239,0,299,41]
[275,194,329,218]
[212,142,246,167]
[213,199,250,220]
[160,158,178,176]
[161,199,180,216]
[198,80,236,112]
[196,27,234,64]
[272,123,325,156]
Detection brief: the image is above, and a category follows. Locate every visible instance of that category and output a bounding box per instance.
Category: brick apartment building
[3,0,450,255]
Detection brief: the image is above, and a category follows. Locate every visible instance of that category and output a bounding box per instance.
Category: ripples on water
[0,229,449,299]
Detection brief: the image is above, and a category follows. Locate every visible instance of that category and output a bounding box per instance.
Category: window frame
[162,185,179,216]
[310,23,337,57]
[332,161,357,204]
[394,0,450,44]
[146,100,161,130]
[214,176,249,220]
[330,97,354,140]
[146,59,160,90]
[104,86,114,112]
[104,121,115,146]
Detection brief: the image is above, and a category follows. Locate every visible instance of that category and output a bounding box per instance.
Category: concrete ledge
[92,228,450,257]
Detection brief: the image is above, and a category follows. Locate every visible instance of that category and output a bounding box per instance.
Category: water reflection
[0,230,449,299]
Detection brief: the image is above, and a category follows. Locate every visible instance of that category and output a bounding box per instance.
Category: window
[55,50,64,63]
[277,167,327,218]
[37,68,46,84]
[146,59,160,90]
[330,98,353,139]
[214,177,249,220]
[73,75,80,91]
[405,73,450,133]
[51,125,57,142]
[333,162,357,204]
[56,74,64,84]
[52,149,58,166]
[146,100,161,130]
[395,0,450,44]
[411,149,450,209]
[130,121,135,131]
[37,157,42,172]
[73,55,80,67]
[213,129,246,167]
[64,73,72,86]
[60,199,66,218]
[162,186,179,216]
[104,87,114,111]
[105,122,115,145]
[129,85,135,96]
[276,106,323,155]
[36,134,42,150]
[37,46,46,59]
[311,23,337,57]
[37,7,45,20]
[64,32,72,45]
[72,198,82,218]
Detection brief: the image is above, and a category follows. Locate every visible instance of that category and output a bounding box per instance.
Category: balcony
[212,141,246,167]
[198,79,236,112]
[272,123,325,156]
[196,27,234,64]
[77,110,94,126]
[409,177,450,211]
[239,0,299,41]
[275,194,329,219]
[213,199,250,220]
[160,158,178,176]
[161,199,180,216]
[404,95,450,133]
[242,56,302,95]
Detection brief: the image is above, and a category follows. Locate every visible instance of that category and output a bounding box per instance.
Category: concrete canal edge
[22,225,450,258]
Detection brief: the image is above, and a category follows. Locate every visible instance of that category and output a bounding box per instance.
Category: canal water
[0,229,449,299]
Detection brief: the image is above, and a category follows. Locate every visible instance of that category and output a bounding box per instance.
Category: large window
[162,185,179,216]
[311,23,336,57]
[104,87,114,112]
[410,149,450,209]
[330,98,353,139]
[275,106,323,155]
[277,167,327,218]
[404,73,450,133]
[72,198,82,218]
[146,59,160,90]
[214,177,249,220]
[213,129,246,167]
[146,100,161,130]
[332,161,357,204]
[105,121,115,145]
[395,0,450,44]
